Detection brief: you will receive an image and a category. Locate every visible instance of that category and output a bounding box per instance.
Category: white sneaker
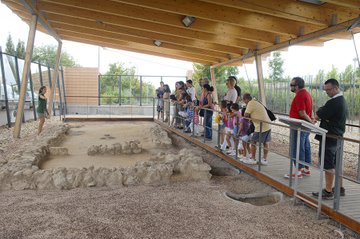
[240,156,247,162]
[243,158,256,165]
[261,159,268,165]
[228,151,236,156]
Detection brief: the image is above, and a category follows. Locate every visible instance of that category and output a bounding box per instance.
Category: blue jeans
[204,109,213,139]
[290,129,311,169]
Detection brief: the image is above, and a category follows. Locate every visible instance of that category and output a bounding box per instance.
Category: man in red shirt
[285,77,314,179]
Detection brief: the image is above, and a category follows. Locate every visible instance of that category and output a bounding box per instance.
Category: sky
[1,2,359,86]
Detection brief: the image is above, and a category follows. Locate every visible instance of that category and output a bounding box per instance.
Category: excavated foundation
[0,122,212,191]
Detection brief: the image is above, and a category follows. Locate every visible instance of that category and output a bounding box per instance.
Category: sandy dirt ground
[41,122,171,169]
[0,120,358,238]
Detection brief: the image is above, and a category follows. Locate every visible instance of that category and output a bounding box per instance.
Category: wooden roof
[3,0,360,66]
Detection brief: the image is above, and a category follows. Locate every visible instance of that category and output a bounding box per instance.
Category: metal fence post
[333,138,344,211]
[29,72,37,120]
[0,47,11,127]
[140,76,143,106]
[60,66,67,115]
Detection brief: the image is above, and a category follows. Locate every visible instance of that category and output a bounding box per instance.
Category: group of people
[156,75,347,200]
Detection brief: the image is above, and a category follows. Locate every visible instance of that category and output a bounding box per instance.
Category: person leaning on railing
[243,93,272,165]
[312,79,348,200]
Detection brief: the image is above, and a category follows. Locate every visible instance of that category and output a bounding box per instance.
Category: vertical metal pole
[293,127,301,204]
[29,72,36,120]
[15,56,25,123]
[38,64,43,86]
[47,41,62,117]
[152,97,155,120]
[13,14,37,138]
[317,135,326,219]
[257,121,263,171]
[119,75,122,106]
[0,47,11,127]
[289,129,294,187]
[333,138,344,211]
[60,66,67,115]
[118,76,121,105]
[255,53,266,106]
[140,76,143,106]
[235,115,239,160]
[98,74,101,106]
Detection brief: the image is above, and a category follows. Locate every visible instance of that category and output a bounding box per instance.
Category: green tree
[100,63,155,105]
[326,65,339,80]
[32,45,79,67]
[268,51,284,82]
[5,34,15,55]
[15,40,25,59]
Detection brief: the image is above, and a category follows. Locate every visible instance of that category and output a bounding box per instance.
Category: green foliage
[268,51,284,82]
[15,40,25,59]
[100,63,155,105]
[32,45,79,67]
[326,65,339,80]
[5,35,15,55]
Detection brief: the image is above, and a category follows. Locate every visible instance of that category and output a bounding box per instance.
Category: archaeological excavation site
[0,122,214,191]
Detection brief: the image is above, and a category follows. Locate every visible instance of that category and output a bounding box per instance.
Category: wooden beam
[36,3,245,55]
[13,14,37,138]
[255,54,266,105]
[322,0,360,9]
[202,0,360,26]
[47,14,262,51]
[60,35,214,65]
[47,41,62,117]
[39,0,319,37]
[111,0,321,35]
[57,28,222,63]
[15,0,61,42]
[211,17,360,68]
[49,22,233,61]
[210,68,218,105]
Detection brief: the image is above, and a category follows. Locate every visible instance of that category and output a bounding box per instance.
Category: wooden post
[255,53,266,106]
[47,41,62,117]
[13,14,37,138]
[210,67,218,105]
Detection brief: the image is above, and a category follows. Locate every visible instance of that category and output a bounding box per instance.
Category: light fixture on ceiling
[298,0,324,5]
[154,40,162,47]
[182,16,196,27]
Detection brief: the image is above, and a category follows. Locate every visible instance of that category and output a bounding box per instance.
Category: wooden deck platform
[156,120,360,234]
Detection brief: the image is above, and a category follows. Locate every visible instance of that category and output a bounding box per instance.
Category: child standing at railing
[216,100,229,151]
[238,107,252,163]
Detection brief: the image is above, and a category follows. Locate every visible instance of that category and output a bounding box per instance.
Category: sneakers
[243,158,256,165]
[301,168,311,176]
[332,187,346,196]
[260,159,268,165]
[284,171,303,179]
[227,150,236,156]
[312,189,334,200]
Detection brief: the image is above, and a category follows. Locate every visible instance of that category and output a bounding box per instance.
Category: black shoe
[332,187,345,196]
[312,189,334,200]
[183,129,191,133]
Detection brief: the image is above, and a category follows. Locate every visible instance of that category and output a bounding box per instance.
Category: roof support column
[47,41,62,117]
[210,67,218,106]
[255,53,266,106]
[13,14,38,138]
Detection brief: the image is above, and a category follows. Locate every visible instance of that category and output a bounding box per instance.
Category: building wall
[63,67,98,105]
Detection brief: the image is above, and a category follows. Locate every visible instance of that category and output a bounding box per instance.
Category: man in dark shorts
[312,79,348,200]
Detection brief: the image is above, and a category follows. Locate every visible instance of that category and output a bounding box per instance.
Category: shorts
[240,135,251,142]
[225,127,232,134]
[252,130,271,143]
[318,138,339,170]
[232,126,239,136]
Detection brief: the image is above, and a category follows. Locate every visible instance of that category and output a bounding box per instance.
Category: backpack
[247,122,255,135]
